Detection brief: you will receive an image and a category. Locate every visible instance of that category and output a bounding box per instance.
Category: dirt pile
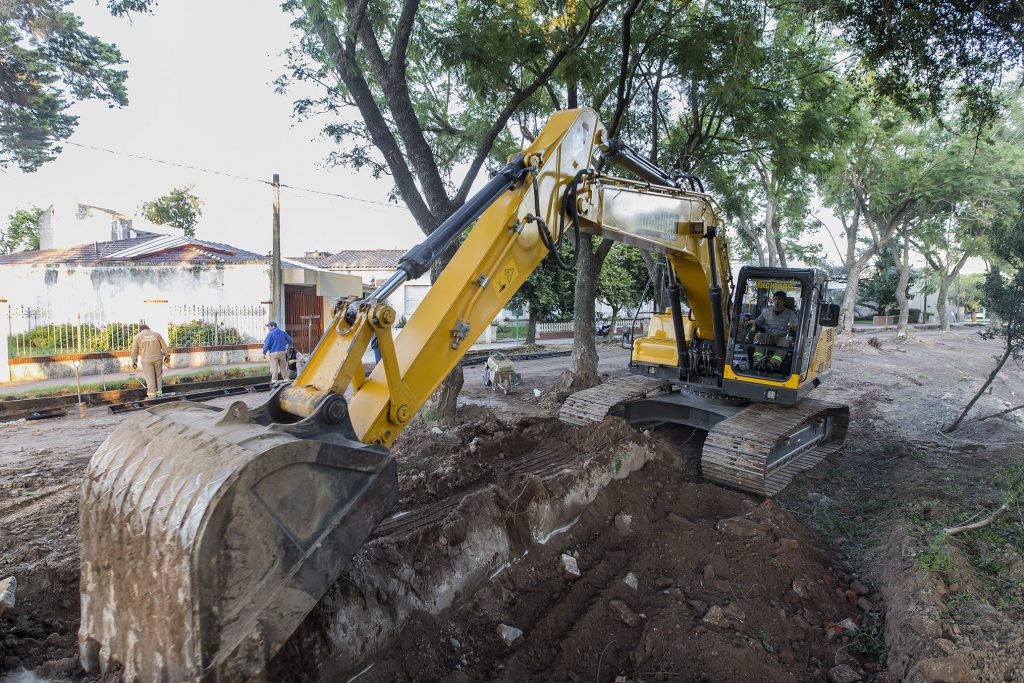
[272,416,877,683]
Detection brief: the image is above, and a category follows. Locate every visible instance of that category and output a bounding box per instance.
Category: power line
[64,141,408,210]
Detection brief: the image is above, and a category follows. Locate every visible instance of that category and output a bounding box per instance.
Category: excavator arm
[78,108,734,681]
[283,107,731,448]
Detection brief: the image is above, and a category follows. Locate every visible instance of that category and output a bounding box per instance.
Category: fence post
[144,299,171,358]
[0,299,9,383]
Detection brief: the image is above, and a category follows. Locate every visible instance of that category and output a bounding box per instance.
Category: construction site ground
[1,329,1021,682]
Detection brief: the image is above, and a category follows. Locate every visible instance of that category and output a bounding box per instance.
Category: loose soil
[0,330,1020,682]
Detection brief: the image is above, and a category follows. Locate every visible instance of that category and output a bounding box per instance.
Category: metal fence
[6,306,144,358]
[168,305,268,348]
[495,315,654,342]
[6,304,269,358]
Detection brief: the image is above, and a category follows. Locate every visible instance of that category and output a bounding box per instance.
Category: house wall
[0,263,272,326]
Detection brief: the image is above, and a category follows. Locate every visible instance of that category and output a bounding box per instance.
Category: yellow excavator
[78,108,847,681]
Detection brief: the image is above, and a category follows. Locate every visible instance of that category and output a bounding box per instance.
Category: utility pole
[272,174,284,328]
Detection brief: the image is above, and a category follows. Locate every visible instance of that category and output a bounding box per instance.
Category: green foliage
[1,208,43,254]
[958,273,986,312]
[980,190,1024,361]
[13,323,93,355]
[855,609,887,664]
[506,241,577,321]
[168,321,243,348]
[141,186,204,238]
[918,537,954,573]
[0,2,150,171]
[9,321,145,356]
[597,243,648,318]
[858,244,917,316]
[824,0,1023,130]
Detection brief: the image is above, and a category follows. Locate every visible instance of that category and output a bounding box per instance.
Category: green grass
[2,366,267,400]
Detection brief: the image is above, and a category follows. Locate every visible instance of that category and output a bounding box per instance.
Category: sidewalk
[0,337,572,397]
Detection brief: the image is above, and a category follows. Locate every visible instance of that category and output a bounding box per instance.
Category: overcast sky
[0,0,425,257]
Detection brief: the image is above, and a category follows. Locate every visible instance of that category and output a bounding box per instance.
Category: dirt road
[1,331,1021,681]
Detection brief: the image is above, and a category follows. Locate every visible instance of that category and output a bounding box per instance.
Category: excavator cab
[723,267,839,405]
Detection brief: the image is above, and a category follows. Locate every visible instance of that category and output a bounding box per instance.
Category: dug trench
[269,415,875,683]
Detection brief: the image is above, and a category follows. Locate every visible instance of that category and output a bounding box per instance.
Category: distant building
[288,249,429,320]
[0,203,361,352]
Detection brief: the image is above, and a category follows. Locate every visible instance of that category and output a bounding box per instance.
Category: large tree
[282,0,615,417]
[945,189,1024,432]
[141,186,204,238]
[0,1,149,171]
[0,207,43,254]
[822,0,1024,130]
[506,247,576,346]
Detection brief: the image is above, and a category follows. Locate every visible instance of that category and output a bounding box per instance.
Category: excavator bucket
[78,397,397,682]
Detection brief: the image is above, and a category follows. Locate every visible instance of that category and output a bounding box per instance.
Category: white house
[0,203,362,380]
[288,249,431,321]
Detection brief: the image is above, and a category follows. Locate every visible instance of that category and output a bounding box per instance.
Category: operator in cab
[747,290,798,372]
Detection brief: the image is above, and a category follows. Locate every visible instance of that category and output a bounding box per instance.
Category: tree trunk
[895,238,912,337]
[434,363,464,425]
[609,306,620,343]
[559,235,606,393]
[527,308,538,346]
[937,279,951,332]
[764,198,779,267]
[945,345,1013,432]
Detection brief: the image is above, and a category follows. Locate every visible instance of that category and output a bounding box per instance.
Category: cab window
[732,277,802,377]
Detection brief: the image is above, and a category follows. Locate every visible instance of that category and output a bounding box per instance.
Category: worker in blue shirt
[263,321,293,381]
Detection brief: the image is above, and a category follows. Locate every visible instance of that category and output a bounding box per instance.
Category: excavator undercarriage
[560,376,849,497]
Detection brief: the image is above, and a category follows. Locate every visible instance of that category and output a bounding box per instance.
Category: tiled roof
[323,249,405,270]
[287,254,334,269]
[0,233,266,266]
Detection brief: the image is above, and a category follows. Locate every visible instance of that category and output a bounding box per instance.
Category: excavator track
[558,375,671,425]
[560,378,848,497]
[701,398,849,496]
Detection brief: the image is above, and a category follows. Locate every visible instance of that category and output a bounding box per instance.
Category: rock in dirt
[722,601,746,622]
[779,537,800,550]
[715,516,766,537]
[849,579,869,596]
[496,623,523,646]
[614,512,632,535]
[38,657,79,678]
[914,657,970,683]
[857,597,874,612]
[560,554,581,580]
[827,664,862,683]
[702,605,728,628]
[687,599,708,617]
[623,572,638,590]
[430,426,443,435]
[609,600,640,627]
[0,576,16,616]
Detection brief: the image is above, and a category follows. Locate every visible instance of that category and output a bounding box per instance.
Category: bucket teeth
[79,401,397,681]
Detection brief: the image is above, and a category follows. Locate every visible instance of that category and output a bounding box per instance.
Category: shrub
[169,320,244,347]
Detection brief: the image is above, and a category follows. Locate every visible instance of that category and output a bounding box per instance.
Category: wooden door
[284,284,324,352]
